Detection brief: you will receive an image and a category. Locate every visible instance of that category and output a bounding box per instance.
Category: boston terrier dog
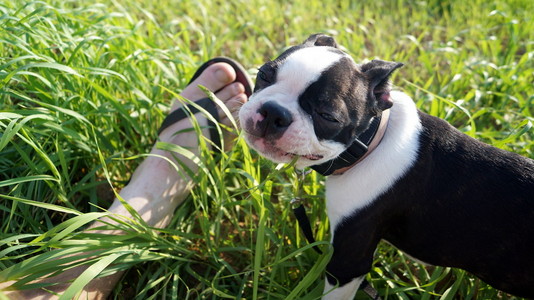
[238,34,534,299]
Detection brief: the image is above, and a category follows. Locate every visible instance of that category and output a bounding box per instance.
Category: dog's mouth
[282,151,324,161]
[243,132,324,162]
[264,143,324,161]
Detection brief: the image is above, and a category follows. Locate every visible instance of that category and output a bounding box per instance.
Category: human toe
[214,82,245,103]
[218,93,247,123]
[181,63,236,98]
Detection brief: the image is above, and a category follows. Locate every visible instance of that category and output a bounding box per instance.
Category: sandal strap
[158,98,221,152]
[187,56,253,97]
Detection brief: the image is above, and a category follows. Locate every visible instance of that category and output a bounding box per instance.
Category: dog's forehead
[272,46,350,94]
[279,46,347,77]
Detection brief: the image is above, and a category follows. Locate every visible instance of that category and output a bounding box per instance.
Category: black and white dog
[238,34,534,299]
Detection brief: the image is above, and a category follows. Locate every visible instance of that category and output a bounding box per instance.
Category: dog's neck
[310,109,390,176]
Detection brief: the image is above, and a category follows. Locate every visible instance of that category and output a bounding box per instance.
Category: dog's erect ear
[361,59,404,111]
[303,33,338,48]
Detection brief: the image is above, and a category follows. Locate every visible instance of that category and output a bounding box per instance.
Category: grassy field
[0,0,532,299]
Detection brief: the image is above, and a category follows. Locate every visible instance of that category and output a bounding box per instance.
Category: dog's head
[239,34,403,169]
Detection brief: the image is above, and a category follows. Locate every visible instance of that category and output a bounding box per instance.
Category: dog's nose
[256,101,293,137]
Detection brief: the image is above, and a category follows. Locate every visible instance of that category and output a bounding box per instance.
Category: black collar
[310,115,382,176]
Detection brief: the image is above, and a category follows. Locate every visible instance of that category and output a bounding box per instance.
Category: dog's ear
[361,59,404,111]
[303,33,338,48]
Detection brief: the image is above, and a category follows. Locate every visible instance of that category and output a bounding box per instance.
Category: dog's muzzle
[252,101,293,139]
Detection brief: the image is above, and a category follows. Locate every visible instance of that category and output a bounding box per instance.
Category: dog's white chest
[325,92,422,230]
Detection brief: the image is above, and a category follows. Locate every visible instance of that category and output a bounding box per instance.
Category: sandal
[158,57,253,152]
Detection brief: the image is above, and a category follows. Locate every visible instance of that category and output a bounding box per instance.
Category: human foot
[158,61,248,155]
[105,60,250,229]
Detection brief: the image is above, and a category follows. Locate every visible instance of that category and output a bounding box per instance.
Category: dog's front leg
[323,275,365,299]
[321,224,379,299]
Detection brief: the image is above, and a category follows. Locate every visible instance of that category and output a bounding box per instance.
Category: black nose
[256,101,293,137]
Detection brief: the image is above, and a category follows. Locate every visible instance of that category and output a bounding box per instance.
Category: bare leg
[91,62,246,231]
[0,62,247,300]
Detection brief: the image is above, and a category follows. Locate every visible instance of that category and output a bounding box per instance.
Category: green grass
[0,0,532,299]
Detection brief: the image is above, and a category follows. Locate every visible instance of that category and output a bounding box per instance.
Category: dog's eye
[318,112,338,123]
[257,65,276,84]
[257,70,271,83]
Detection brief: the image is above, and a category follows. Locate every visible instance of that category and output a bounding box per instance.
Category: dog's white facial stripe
[326,91,422,230]
[276,47,346,96]
[249,47,346,106]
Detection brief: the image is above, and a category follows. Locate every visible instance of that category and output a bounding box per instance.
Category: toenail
[235,94,247,103]
[234,82,245,93]
[215,67,230,82]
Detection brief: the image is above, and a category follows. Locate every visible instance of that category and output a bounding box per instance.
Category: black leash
[291,198,323,254]
[291,169,382,300]
[291,169,322,253]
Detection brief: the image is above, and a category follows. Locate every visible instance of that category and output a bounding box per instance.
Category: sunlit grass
[1,0,532,299]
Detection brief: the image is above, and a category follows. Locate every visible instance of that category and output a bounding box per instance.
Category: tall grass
[0,0,532,299]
